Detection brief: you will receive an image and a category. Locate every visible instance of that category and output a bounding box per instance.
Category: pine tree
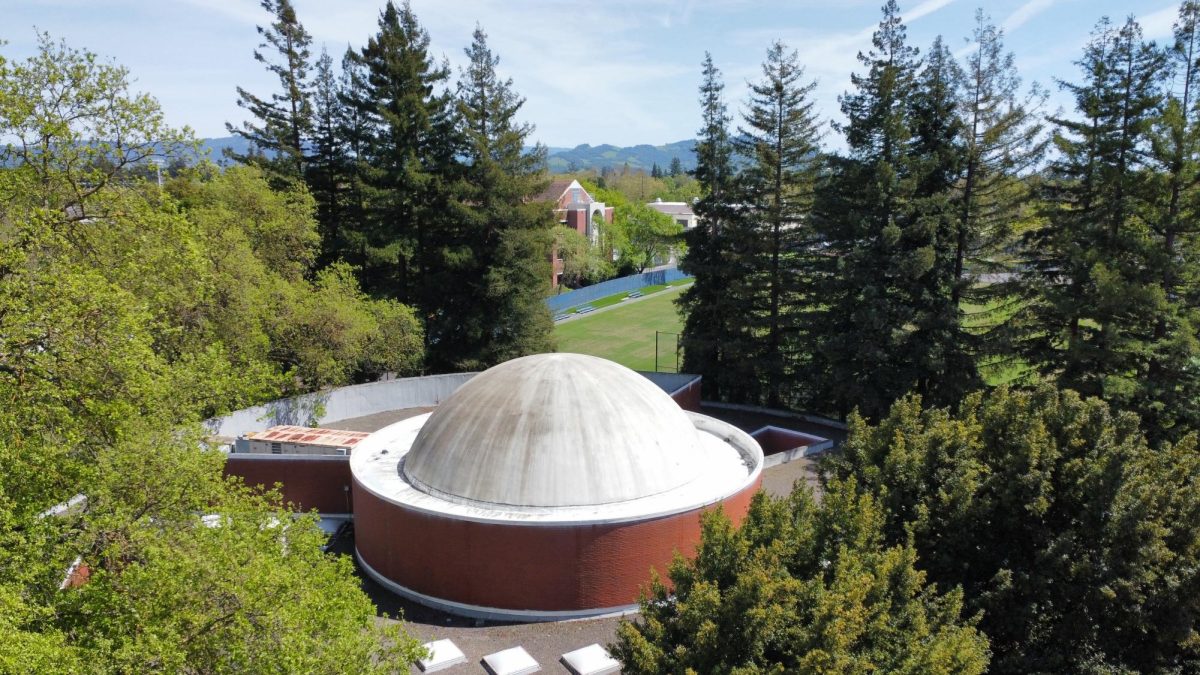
[956,12,1047,377]
[340,0,455,310]
[335,47,373,270]
[810,0,923,418]
[1017,18,1166,405]
[650,162,662,178]
[668,156,683,177]
[306,48,346,266]
[227,0,313,183]
[733,41,822,407]
[677,53,743,400]
[439,26,554,370]
[1143,1,1200,438]
[904,35,975,407]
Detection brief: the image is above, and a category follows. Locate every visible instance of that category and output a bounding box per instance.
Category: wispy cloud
[906,0,959,24]
[1002,0,1059,33]
[1138,3,1180,41]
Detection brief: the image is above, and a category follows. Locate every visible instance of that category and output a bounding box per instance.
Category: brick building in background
[537,178,613,289]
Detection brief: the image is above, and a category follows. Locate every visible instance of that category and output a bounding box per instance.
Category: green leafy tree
[0,36,425,671]
[227,0,313,183]
[617,201,682,272]
[554,225,613,286]
[827,383,1200,673]
[613,481,990,674]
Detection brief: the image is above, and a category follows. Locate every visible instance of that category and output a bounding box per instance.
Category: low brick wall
[224,455,353,515]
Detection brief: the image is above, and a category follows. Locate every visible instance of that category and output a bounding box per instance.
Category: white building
[647,198,699,230]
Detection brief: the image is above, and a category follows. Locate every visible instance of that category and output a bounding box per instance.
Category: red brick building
[538,179,614,289]
[351,354,763,620]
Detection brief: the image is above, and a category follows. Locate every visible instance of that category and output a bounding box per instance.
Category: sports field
[554,285,686,371]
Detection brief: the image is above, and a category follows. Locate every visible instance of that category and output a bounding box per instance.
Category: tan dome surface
[401,353,703,508]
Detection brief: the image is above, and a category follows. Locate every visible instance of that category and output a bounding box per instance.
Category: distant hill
[190,136,699,173]
[544,140,696,174]
[195,136,258,163]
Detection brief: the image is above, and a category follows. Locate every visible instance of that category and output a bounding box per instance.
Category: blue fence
[546,267,692,312]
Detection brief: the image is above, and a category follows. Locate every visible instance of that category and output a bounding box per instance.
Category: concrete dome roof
[401,353,703,508]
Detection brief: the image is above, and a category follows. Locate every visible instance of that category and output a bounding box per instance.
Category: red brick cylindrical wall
[670,379,703,412]
[224,456,354,514]
[352,475,761,612]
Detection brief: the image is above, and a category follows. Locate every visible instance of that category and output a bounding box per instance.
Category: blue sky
[1,0,1182,148]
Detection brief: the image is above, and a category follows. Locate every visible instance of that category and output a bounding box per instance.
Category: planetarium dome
[402,352,703,508]
[350,352,764,620]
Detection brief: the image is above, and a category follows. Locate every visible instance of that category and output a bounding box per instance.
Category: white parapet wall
[206,369,703,446]
[204,372,478,441]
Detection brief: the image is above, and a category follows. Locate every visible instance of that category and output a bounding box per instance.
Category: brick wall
[224,455,353,514]
[353,475,761,612]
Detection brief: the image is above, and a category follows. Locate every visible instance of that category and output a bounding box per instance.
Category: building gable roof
[533,178,592,205]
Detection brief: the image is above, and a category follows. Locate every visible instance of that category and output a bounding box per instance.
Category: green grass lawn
[558,284,1033,382]
[555,285,687,371]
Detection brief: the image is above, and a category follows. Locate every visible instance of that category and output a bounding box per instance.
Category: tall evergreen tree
[903,35,974,407]
[440,26,554,370]
[810,0,924,418]
[335,46,373,270]
[1143,1,1200,438]
[227,0,313,182]
[956,12,1047,375]
[668,156,684,177]
[678,53,744,400]
[1016,18,1167,407]
[734,41,822,407]
[339,0,455,311]
[306,48,347,266]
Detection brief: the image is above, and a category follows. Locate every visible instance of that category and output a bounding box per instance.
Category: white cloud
[1138,3,1180,41]
[1002,0,1059,33]
[905,0,959,24]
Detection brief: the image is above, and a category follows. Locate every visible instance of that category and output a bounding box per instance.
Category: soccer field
[554,285,686,371]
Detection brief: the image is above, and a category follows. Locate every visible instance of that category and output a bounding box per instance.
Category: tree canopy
[614,481,991,674]
[0,35,424,671]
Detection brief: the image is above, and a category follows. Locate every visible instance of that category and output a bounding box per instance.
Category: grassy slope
[554,287,685,371]
[560,286,1030,384]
